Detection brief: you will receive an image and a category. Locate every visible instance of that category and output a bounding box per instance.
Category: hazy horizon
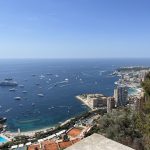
[0,57,150,60]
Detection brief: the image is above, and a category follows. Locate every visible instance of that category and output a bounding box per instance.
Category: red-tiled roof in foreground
[58,141,73,149]
[28,144,40,150]
[42,140,58,150]
[28,137,81,150]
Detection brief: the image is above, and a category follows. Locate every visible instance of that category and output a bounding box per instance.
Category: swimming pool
[0,136,8,144]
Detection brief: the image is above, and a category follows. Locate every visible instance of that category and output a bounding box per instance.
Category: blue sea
[0,59,149,132]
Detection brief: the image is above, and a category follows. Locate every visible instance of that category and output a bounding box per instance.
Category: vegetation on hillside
[140,72,150,149]
[86,108,144,150]
[86,72,150,150]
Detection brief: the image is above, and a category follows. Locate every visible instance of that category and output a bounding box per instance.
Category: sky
[0,0,150,58]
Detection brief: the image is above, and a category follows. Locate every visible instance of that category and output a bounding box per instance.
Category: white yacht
[37,93,44,97]
[0,79,18,86]
[9,88,16,91]
[14,97,21,100]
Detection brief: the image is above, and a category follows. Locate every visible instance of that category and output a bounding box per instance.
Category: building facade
[114,86,128,107]
[107,97,115,113]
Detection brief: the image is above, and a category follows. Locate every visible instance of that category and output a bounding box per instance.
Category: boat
[95,82,98,84]
[0,80,18,86]
[22,91,27,93]
[0,117,7,124]
[114,81,118,85]
[82,104,86,106]
[14,97,21,100]
[65,78,69,81]
[37,93,44,97]
[5,108,12,113]
[39,75,45,79]
[19,84,24,88]
[32,103,35,106]
[54,84,58,87]
[3,125,7,128]
[5,78,13,81]
[46,73,52,76]
[9,88,16,91]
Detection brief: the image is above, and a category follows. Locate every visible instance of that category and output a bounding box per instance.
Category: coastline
[4,95,101,137]
[3,66,147,139]
[3,98,91,138]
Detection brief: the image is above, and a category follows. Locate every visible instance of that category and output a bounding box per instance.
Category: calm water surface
[0,59,149,132]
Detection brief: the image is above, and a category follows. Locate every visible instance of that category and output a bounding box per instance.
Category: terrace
[66,133,134,150]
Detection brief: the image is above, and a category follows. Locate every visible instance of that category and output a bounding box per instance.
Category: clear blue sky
[0,0,150,58]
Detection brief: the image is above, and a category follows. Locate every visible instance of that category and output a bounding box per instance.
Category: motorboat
[37,93,44,97]
[9,88,16,91]
[19,84,24,88]
[0,79,18,86]
[14,97,21,100]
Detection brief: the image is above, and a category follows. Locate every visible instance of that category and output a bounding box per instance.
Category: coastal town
[76,66,149,112]
[0,66,150,150]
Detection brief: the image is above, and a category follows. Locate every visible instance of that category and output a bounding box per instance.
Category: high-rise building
[107,97,115,113]
[114,86,128,107]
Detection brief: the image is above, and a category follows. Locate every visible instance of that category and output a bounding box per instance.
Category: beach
[4,117,74,138]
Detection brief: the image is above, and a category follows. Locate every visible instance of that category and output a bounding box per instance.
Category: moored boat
[14,97,21,100]
[37,93,44,97]
[9,88,16,91]
[0,79,18,86]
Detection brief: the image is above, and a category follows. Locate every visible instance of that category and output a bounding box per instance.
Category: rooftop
[28,144,40,150]
[66,133,134,150]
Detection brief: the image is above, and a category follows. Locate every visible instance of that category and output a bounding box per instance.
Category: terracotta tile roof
[28,144,40,150]
[42,140,58,150]
[58,141,73,149]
